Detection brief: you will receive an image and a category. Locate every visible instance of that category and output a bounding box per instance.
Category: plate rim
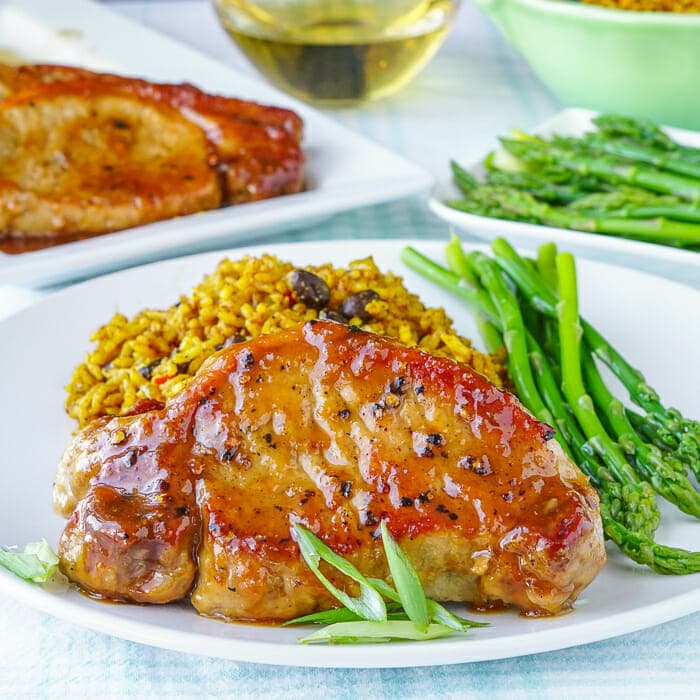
[2,564,699,669]
[2,237,700,667]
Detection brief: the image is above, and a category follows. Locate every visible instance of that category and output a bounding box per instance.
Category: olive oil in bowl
[213,0,460,104]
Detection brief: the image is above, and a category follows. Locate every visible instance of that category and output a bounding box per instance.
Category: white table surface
[1,1,699,697]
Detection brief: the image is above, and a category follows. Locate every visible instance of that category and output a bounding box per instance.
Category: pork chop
[54,321,606,620]
[0,85,222,238]
[0,64,303,139]
[0,64,304,235]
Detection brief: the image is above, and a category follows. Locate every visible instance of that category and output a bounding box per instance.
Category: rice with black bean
[66,254,507,428]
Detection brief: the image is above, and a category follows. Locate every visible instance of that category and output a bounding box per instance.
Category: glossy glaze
[0,64,304,242]
[55,321,605,621]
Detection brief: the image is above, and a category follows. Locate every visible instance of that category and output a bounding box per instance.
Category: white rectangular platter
[0,0,432,287]
[430,108,700,280]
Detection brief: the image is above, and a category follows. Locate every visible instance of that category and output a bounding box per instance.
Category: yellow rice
[582,0,700,11]
[66,254,507,428]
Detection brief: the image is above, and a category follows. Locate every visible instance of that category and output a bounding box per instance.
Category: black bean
[341,290,379,322]
[318,308,347,323]
[287,270,330,310]
[138,358,162,380]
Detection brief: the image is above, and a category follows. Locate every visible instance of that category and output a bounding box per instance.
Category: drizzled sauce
[56,321,605,621]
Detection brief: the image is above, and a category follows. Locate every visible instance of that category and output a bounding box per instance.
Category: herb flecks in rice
[66,255,506,427]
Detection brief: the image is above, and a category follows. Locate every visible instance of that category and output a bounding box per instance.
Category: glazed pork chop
[54,321,605,621]
[0,65,304,238]
[0,86,221,238]
[0,64,303,140]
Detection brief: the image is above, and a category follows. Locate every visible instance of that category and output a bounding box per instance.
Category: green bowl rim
[478,0,700,25]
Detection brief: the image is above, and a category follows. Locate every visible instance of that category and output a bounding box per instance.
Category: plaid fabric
[1,598,699,698]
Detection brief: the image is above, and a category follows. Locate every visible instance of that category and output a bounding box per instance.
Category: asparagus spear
[467,251,555,426]
[593,114,700,164]
[602,518,700,575]
[568,190,700,224]
[444,236,504,354]
[527,329,659,539]
[535,242,559,293]
[484,170,604,204]
[501,136,700,202]
[532,331,700,572]
[626,408,678,451]
[530,250,700,568]
[448,186,700,247]
[592,114,679,152]
[581,351,700,518]
[583,136,700,181]
[400,245,498,325]
[450,160,479,195]
[490,238,700,460]
[555,253,653,490]
[472,249,661,538]
[405,238,700,470]
[626,408,700,481]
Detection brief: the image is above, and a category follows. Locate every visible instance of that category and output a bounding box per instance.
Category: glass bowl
[213,0,461,104]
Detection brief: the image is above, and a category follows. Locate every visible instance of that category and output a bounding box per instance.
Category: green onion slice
[292,523,387,622]
[379,522,429,632]
[283,607,363,627]
[427,600,489,631]
[0,540,59,583]
[366,577,401,603]
[300,620,456,645]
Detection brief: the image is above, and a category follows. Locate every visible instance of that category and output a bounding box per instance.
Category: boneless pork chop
[0,87,221,237]
[54,321,605,621]
[0,65,304,239]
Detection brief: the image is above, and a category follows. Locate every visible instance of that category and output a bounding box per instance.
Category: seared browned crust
[0,86,221,238]
[55,321,605,619]
[0,64,304,239]
[0,64,303,138]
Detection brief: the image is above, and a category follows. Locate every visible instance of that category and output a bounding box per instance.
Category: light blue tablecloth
[1,1,699,696]
[1,598,698,697]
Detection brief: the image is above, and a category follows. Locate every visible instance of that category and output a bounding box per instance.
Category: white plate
[0,0,432,287]
[1,238,699,668]
[430,108,700,277]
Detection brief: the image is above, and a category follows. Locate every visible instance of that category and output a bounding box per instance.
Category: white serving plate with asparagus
[430,108,700,284]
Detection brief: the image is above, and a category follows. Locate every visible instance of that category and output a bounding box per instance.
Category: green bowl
[475,0,700,129]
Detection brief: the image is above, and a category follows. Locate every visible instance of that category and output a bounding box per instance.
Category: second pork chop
[0,64,304,237]
[0,85,221,238]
